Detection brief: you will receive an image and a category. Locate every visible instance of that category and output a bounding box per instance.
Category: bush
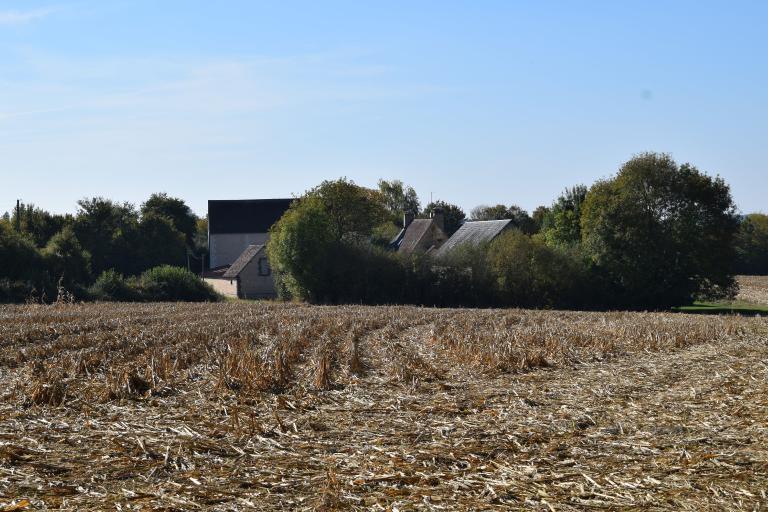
[138,265,220,302]
[488,230,589,308]
[89,270,138,301]
[0,279,37,304]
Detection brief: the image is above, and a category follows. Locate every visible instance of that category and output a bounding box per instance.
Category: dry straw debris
[0,302,766,510]
[737,275,768,305]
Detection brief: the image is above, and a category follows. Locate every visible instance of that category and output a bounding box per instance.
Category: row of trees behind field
[1,151,767,307]
[268,152,767,309]
[0,194,215,302]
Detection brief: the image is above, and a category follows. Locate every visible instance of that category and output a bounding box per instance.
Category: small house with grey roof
[205,198,293,299]
[390,209,448,255]
[433,219,513,259]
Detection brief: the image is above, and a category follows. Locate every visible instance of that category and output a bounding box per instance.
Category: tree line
[1,151,766,307]
[269,152,766,309]
[0,194,216,302]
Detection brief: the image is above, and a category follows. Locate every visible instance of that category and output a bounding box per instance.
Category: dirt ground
[0,304,766,511]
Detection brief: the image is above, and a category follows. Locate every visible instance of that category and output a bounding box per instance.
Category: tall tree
[73,198,140,276]
[140,193,197,247]
[735,213,768,275]
[308,178,387,242]
[470,204,536,234]
[422,201,465,236]
[136,213,187,270]
[42,226,92,292]
[541,185,588,247]
[7,202,73,247]
[581,153,739,308]
[268,178,388,301]
[377,179,421,226]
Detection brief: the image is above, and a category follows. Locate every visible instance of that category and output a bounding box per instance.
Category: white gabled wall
[209,233,269,268]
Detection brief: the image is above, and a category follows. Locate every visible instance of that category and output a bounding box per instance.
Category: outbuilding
[203,244,276,299]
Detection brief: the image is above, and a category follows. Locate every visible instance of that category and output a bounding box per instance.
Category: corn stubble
[0,301,766,510]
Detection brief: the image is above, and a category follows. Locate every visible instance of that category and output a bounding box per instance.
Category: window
[258,257,271,276]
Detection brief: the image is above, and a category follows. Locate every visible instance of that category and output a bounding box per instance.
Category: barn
[204,199,293,299]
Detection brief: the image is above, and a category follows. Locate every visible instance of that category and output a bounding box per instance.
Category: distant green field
[675,301,768,316]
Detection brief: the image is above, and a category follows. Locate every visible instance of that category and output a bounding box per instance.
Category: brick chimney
[431,207,445,232]
[403,211,415,228]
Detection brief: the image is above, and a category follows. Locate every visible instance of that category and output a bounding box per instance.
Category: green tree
[73,197,140,276]
[422,200,465,236]
[0,222,47,302]
[377,179,421,226]
[268,179,388,301]
[581,153,739,308]
[488,230,587,308]
[42,226,92,293]
[470,204,536,234]
[267,196,335,301]
[308,178,387,242]
[7,202,73,247]
[531,206,550,233]
[136,213,187,270]
[140,193,198,247]
[735,213,768,275]
[541,185,588,247]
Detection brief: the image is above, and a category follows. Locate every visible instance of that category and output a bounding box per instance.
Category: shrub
[89,270,138,301]
[488,230,589,309]
[0,279,37,304]
[138,265,220,302]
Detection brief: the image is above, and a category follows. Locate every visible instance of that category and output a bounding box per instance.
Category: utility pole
[14,199,21,232]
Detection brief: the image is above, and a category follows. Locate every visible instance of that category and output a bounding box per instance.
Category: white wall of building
[204,278,238,298]
[209,232,269,268]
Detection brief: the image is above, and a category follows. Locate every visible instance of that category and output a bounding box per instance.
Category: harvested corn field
[0,303,767,511]
[738,275,768,305]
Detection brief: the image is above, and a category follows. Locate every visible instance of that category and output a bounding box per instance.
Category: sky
[1,1,766,217]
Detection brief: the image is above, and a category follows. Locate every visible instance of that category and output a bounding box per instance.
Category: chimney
[403,211,415,228]
[431,207,445,232]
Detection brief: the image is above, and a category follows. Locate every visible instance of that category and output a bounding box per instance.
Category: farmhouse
[433,219,513,258]
[390,210,448,255]
[205,199,293,299]
[208,199,293,268]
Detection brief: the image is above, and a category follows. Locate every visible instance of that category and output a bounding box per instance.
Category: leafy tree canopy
[735,213,768,275]
[307,178,387,243]
[6,202,73,247]
[540,185,588,247]
[470,204,536,234]
[73,197,140,276]
[422,200,465,236]
[377,179,420,226]
[581,152,739,308]
[141,193,198,247]
[42,225,92,289]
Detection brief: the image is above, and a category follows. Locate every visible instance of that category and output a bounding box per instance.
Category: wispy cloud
[0,7,57,26]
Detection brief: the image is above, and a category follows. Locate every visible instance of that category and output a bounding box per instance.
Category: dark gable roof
[399,219,438,255]
[208,199,294,234]
[222,244,265,278]
[434,219,513,258]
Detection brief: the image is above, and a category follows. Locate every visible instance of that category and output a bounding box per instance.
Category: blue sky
[1,1,766,217]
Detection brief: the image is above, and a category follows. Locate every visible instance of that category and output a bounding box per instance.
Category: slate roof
[208,199,293,234]
[396,219,447,255]
[222,244,265,278]
[433,219,513,258]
